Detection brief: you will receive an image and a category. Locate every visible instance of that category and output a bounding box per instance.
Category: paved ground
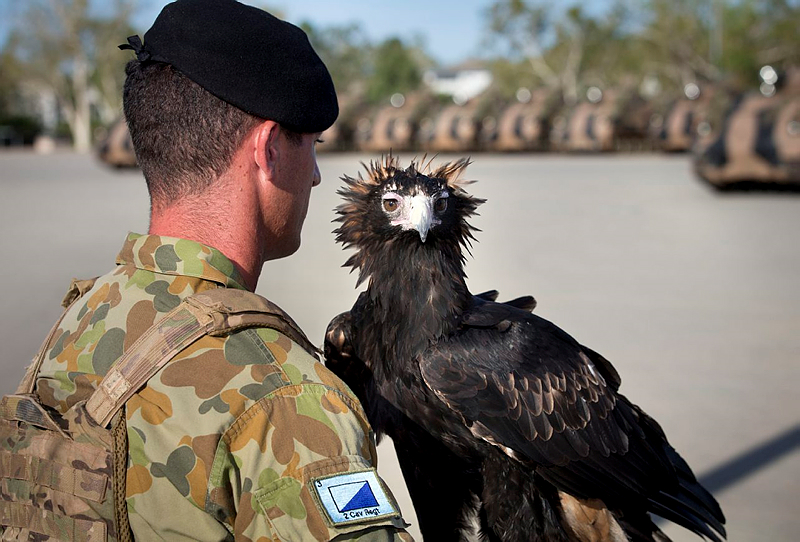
[1,150,798,541]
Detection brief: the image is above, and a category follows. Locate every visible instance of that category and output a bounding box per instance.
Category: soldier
[1,0,412,540]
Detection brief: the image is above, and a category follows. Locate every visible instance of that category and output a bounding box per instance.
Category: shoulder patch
[311,469,399,526]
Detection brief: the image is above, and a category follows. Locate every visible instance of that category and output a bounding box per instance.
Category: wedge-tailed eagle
[324,157,725,542]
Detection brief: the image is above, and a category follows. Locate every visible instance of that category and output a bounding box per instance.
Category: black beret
[122,0,338,133]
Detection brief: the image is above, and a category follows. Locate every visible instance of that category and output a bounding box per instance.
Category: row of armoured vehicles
[99,66,800,188]
[319,86,657,154]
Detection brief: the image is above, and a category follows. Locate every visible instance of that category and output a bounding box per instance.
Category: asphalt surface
[1,150,798,541]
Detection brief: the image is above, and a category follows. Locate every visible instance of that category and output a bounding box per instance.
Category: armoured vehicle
[694,66,800,188]
[480,88,561,152]
[655,83,718,152]
[354,92,431,153]
[97,117,137,168]
[417,99,482,153]
[317,92,368,152]
[551,87,655,152]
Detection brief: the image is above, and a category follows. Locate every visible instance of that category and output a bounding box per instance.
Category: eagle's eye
[434,197,448,213]
[382,198,399,212]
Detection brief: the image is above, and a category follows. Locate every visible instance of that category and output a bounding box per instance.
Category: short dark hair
[123,60,262,206]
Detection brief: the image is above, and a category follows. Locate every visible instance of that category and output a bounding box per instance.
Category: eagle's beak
[409,195,434,243]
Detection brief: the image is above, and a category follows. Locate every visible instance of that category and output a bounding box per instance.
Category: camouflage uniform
[32,232,411,541]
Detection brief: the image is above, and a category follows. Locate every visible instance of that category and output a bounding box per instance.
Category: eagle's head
[334,156,484,285]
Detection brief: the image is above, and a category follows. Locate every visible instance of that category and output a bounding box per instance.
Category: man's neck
[148,187,263,291]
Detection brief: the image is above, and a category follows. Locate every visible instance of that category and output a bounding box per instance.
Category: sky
[0,0,610,67]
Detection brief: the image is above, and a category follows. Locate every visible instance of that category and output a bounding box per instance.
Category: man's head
[121,0,337,238]
[123,61,263,206]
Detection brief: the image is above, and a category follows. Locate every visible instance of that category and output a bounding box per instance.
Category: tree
[484,1,632,104]
[89,6,136,125]
[637,0,719,87]
[10,0,134,152]
[302,22,372,97]
[366,38,424,104]
[718,0,800,87]
[637,0,800,90]
[483,0,800,102]
[0,37,23,119]
[484,0,558,92]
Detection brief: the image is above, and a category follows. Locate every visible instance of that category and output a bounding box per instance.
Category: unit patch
[311,469,399,526]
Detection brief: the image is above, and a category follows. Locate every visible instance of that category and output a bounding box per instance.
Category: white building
[423,65,493,105]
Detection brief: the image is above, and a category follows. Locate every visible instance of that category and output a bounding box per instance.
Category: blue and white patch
[312,469,399,526]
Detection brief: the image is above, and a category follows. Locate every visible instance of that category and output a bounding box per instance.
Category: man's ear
[253,120,280,175]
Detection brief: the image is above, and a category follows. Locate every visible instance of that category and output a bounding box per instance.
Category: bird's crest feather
[344,154,474,190]
[334,155,483,286]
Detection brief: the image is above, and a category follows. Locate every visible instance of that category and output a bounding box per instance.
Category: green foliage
[5,0,797,142]
[0,33,26,119]
[301,22,429,106]
[88,10,136,122]
[487,58,538,98]
[717,0,800,88]
[366,38,423,104]
[302,22,371,96]
[2,0,135,149]
[484,0,551,60]
[484,0,800,101]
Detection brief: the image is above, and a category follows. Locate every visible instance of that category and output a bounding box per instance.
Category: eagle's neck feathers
[358,239,471,378]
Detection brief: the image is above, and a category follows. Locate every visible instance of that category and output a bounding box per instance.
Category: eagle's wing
[418,302,725,542]
[324,291,533,410]
[473,289,537,312]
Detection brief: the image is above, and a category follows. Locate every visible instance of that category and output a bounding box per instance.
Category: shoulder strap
[190,288,317,353]
[85,288,320,427]
[17,277,98,394]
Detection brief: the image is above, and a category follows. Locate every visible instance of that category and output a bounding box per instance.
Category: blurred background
[1,1,799,541]
[2,0,800,184]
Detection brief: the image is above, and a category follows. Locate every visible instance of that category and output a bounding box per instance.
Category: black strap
[118,35,151,62]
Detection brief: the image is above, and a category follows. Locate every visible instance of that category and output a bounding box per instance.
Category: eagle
[324,156,725,542]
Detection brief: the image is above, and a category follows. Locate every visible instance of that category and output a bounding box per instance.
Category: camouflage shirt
[34,233,411,541]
